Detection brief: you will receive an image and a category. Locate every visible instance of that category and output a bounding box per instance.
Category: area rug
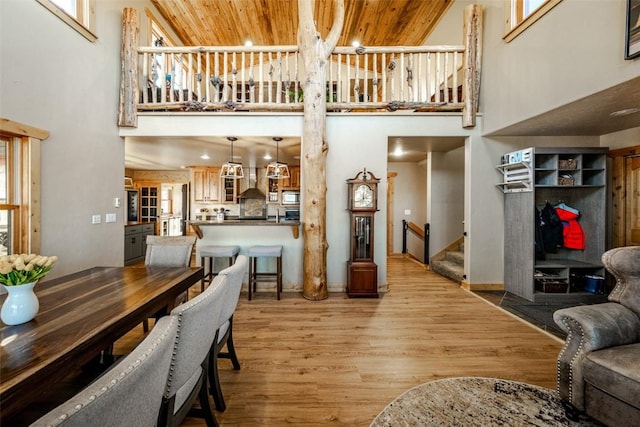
[370,377,602,426]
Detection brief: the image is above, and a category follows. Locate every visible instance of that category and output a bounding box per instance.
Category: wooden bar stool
[247,245,283,300]
[199,245,240,291]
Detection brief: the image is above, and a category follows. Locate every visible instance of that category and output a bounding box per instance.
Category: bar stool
[247,245,283,300]
[199,245,240,291]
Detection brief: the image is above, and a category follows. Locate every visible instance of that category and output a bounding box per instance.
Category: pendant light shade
[220,137,244,179]
[266,137,290,179]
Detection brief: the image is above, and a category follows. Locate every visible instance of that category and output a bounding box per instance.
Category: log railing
[133,45,465,112]
[119,5,482,127]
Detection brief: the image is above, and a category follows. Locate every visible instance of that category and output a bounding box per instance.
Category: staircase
[430,242,464,284]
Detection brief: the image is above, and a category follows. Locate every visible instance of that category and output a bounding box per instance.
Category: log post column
[298,0,344,300]
[119,8,139,127]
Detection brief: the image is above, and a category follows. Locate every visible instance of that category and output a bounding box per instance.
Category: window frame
[503,0,563,43]
[36,0,97,42]
[0,118,48,255]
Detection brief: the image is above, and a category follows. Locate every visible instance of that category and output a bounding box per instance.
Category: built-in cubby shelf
[501,147,608,303]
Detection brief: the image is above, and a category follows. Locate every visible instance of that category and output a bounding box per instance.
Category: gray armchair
[553,246,640,427]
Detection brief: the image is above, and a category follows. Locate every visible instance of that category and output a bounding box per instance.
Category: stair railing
[402,220,430,264]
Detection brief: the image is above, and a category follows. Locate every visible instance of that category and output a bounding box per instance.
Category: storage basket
[558,158,577,169]
[535,279,568,293]
[558,173,574,186]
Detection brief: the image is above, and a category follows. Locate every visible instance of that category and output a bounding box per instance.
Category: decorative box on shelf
[535,279,568,293]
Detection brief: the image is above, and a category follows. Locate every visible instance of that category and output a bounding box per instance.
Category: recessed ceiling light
[393,146,403,157]
[244,40,253,47]
[200,153,210,160]
[263,154,272,160]
[352,40,360,48]
[610,108,640,117]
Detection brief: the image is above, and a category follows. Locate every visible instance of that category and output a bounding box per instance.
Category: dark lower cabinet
[125,224,155,265]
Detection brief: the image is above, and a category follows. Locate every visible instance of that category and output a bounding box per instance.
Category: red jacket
[555,207,585,250]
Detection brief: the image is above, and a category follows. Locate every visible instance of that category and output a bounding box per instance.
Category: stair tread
[430,258,464,283]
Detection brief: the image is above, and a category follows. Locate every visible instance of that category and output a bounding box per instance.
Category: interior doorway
[610,145,640,246]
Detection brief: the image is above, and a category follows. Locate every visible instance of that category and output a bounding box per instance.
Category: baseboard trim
[461,281,504,291]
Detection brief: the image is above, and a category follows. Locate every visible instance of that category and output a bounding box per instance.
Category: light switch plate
[105,213,117,223]
[404,209,411,215]
[92,215,101,224]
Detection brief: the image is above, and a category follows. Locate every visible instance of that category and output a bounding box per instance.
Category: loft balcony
[118,6,482,128]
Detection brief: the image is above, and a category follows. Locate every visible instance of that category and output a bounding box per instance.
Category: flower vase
[1,282,39,325]
[216,212,225,222]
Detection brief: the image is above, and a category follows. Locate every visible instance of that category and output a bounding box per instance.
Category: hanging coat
[555,205,585,250]
[538,202,564,254]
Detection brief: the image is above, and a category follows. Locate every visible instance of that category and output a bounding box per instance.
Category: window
[504,0,563,42]
[36,0,97,42]
[0,119,48,255]
[145,11,188,92]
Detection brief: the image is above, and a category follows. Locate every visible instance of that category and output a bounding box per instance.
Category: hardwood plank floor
[115,255,564,426]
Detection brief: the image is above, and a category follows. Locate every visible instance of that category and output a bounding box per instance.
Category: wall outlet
[105,213,117,223]
[92,215,101,224]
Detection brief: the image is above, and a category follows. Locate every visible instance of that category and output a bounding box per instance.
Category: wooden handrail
[407,221,425,239]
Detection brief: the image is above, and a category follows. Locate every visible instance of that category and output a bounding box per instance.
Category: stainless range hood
[237,168,266,200]
[237,168,267,219]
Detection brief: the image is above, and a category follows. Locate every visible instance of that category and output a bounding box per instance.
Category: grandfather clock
[346,168,380,298]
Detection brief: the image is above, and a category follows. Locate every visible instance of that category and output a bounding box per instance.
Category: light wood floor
[115,255,564,426]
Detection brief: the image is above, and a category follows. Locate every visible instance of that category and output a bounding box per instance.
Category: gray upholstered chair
[143,235,197,332]
[145,235,196,268]
[157,272,226,427]
[31,316,178,427]
[208,254,248,411]
[553,246,640,427]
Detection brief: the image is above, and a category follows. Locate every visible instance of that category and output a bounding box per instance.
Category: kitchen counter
[190,218,303,289]
[189,218,300,238]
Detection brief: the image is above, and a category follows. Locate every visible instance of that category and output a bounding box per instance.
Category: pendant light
[220,137,244,179]
[266,137,290,179]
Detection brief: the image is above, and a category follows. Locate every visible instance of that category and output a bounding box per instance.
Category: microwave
[281,190,300,205]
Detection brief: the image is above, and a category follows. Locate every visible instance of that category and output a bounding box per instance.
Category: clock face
[354,184,373,208]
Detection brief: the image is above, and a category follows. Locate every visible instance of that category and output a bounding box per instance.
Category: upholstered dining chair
[157,272,226,427]
[31,315,178,427]
[208,254,248,412]
[143,235,197,332]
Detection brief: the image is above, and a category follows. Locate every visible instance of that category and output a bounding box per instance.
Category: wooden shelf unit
[502,147,608,303]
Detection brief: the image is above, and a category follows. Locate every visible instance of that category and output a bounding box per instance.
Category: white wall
[428,147,465,256]
[0,0,184,279]
[479,0,640,135]
[388,161,427,257]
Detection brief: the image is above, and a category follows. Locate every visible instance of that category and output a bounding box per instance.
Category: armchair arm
[553,303,640,410]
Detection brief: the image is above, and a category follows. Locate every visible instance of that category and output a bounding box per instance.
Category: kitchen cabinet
[266,166,300,204]
[134,181,161,228]
[124,223,155,265]
[192,167,220,202]
[499,147,608,303]
[221,176,238,203]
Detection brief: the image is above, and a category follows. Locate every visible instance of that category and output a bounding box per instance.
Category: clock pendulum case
[346,168,380,297]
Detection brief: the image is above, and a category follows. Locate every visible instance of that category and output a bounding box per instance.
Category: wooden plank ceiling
[150,0,454,47]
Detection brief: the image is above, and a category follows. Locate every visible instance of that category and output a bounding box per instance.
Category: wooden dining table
[0,265,203,422]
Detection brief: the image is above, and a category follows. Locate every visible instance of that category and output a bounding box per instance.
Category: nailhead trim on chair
[43,316,178,426]
[556,315,587,406]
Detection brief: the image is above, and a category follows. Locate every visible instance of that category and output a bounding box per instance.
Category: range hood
[237,187,266,199]
[237,168,265,199]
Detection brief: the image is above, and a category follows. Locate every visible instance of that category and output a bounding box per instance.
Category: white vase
[216,212,225,222]
[1,282,39,325]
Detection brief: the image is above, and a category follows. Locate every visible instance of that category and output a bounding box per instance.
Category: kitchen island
[189,218,302,292]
